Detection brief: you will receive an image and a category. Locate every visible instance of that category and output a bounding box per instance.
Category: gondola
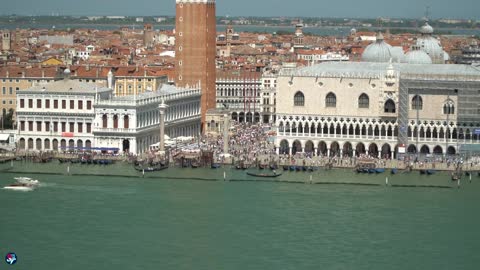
[246,171,282,178]
[211,163,221,169]
[391,168,398,175]
[134,164,168,172]
[375,168,386,173]
[282,165,289,171]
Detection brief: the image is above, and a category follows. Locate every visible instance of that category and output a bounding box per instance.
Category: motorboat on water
[3,177,40,191]
[14,177,40,186]
[3,183,35,191]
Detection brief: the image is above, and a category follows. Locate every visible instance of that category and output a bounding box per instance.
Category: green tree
[1,109,14,129]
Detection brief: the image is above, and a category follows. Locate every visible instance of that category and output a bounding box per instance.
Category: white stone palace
[16,73,110,152]
[94,84,201,154]
[275,61,480,158]
[16,73,201,154]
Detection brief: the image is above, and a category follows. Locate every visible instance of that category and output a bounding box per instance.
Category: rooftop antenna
[424,6,430,22]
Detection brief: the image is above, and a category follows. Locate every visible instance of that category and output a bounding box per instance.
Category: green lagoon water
[1,161,479,270]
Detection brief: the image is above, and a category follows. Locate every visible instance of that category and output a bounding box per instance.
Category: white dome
[402,49,432,64]
[416,36,445,64]
[362,33,394,63]
[390,47,405,63]
[420,22,434,34]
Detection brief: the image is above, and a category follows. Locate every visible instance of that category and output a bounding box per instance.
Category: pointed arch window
[443,100,455,114]
[294,91,305,106]
[412,95,423,110]
[358,93,369,108]
[326,92,336,108]
[384,99,396,113]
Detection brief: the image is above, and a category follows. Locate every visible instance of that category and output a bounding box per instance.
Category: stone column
[223,114,229,155]
[158,99,168,152]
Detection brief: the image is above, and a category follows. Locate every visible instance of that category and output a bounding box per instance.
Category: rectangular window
[28,121,33,131]
[45,122,50,132]
[87,101,92,110]
[86,123,92,133]
[54,100,58,109]
[9,87,13,95]
[37,99,42,108]
[78,100,83,110]
[61,122,66,132]
[78,123,83,133]
[45,99,50,109]
[20,121,25,131]
[62,100,66,109]
[36,121,42,132]
[20,99,24,108]
[2,87,5,95]
[28,99,33,108]
[69,122,74,132]
[70,100,74,109]
[53,122,58,132]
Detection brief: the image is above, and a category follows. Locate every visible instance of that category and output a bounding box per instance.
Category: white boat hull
[3,186,34,191]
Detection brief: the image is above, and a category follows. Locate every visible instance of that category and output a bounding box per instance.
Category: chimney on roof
[6,70,9,78]
[96,68,99,78]
[86,64,90,71]
[21,71,25,78]
[135,65,139,72]
[41,70,45,78]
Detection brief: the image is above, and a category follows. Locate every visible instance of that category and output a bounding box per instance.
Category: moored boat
[391,168,398,175]
[246,171,282,178]
[375,168,386,173]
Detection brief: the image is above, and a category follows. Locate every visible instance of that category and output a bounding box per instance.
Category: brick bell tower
[175,0,216,132]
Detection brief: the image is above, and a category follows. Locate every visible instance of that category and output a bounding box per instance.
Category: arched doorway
[343,142,353,157]
[246,112,253,123]
[305,141,314,155]
[420,145,430,154]
[124,115,129,129]
[292,140,302,155]
[60,139,67,150]
[318,141,327,156]
[77,140,83,149]
[356,143,366,156]
[407,144,417,154]
[68,139,75,150]
[239,112,245,123]
[447,146,456,155]
[44,139,51,150]
[52,139,59,151]
[279,140,289,155]
[433,146,443,155]
[368,143,379,157]
[231,112,238,121]
[381,144,391,159]
[28,138,34,149]
[85,140,92,151]
[330,142,340,157]
[36,138,42,150]
[123,139,130,153]
[113,115,119,129]
[19,138,25,149]
[254,112,260,123]
[102,114,108,128]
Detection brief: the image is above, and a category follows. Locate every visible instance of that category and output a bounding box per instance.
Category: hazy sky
[2,0,479,19]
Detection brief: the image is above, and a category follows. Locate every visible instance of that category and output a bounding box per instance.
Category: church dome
[362,32,394,63]
[416,36,444,63]
[416,21,445,64]
[420,22,434,34]
[402,46,432,64]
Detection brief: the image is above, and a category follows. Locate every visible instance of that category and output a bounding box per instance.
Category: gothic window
[358,93,369,108]
[384,99,396,113]
[443,100,455,114]
[294,91,305,106]
[412,95,423,110]
[326,92,336,108]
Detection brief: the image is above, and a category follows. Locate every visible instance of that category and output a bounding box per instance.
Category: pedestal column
[158,99,168,152]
